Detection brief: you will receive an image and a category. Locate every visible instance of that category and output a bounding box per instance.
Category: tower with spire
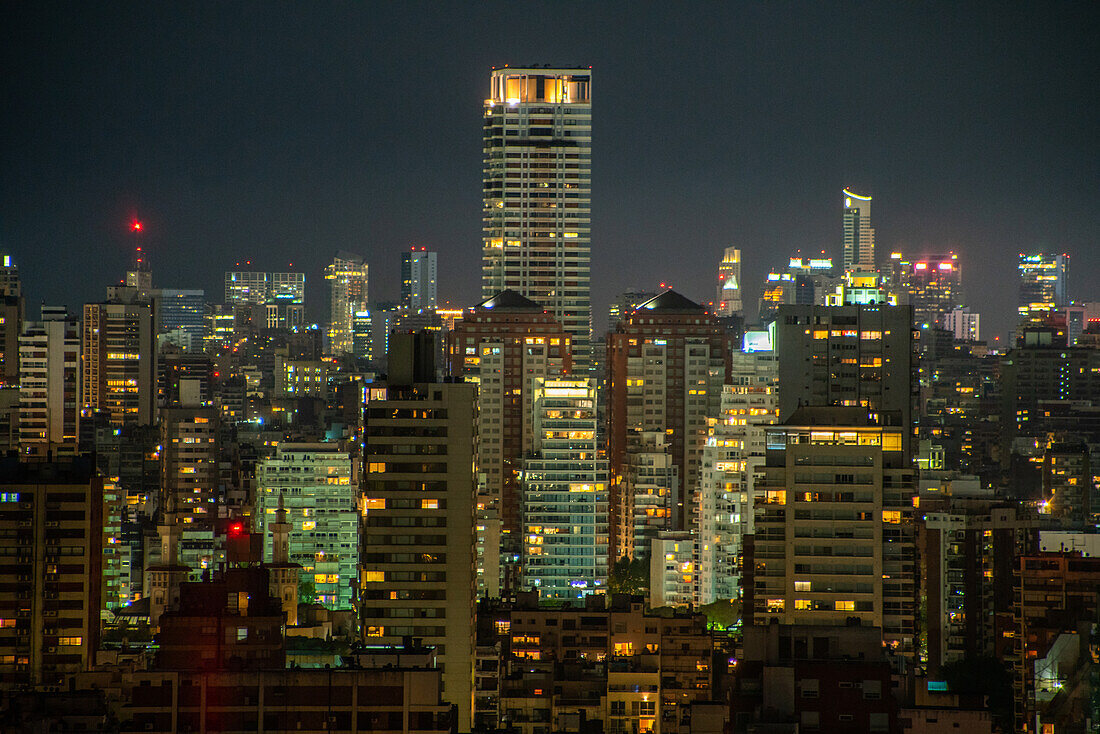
[145,497,191,629]
[264,493,300,626]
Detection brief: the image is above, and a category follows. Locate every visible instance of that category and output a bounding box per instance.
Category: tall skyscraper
[360,333,476,730]
[842,189,875,273]
[482,66,593,367]
[446,290,572,597]
[18,305,81,457]
[401,247,438,310]
[1017,252,1068,322]
[82,300,158,427]
[325,251,369,355]
[715,246,743,317]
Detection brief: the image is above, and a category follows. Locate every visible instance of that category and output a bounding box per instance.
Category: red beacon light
[131,221,143,232]
[228,522,245,537]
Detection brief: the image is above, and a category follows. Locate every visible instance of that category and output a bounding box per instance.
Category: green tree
[609,556,648,595]
[298,578,317,606]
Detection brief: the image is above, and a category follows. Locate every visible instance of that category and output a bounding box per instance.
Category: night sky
[3,2,1097,341]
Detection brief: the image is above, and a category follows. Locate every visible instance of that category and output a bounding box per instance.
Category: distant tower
[325,251,369,355]
[401,247,438,310]
[482,66,593,367]
[842,189,875,273]
[715,247,742,317]
[1018,252,1068,323]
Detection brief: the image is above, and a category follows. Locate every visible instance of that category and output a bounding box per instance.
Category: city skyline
[3,3,1097,341]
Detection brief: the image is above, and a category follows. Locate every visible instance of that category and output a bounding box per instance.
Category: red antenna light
[131,221,143,232]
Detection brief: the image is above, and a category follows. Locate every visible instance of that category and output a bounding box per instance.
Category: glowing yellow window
[794,599,811,610]
[363,571,384,583]
[302,521,316,531]
[422,499,439,509]
[366,626,384,637]
[835,600,855,611]
[882,511,901,524]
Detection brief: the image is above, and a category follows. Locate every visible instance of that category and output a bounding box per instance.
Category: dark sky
[3,2,1097,341]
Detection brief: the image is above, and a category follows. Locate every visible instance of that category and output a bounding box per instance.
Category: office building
[360,333,477,730]
[256,443,357,610]
[695,350,778,606]
[18,306,81,457]
[268,271,306,330]
[842,189,875,273]
[224,271,269,305]
[401,247,438,310]
[82,300,158,427]
[902,253,962,328]
[1018,252,1068,323]
[482,66,593,367]
[446,290,571,597]
[776,303,916,453]
[607,291,732,546]
[521,378,609,599]
[0,456,103,687]
[270,271,305,303]
[155,289,205,350]
[715,246,743,317]
[325,251,369,355]
[753,408,918,655]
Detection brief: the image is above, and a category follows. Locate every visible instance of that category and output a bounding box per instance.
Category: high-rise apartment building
[0,456,103,687]
[360,334,476,730]
[695,351,778,606]
[1018,252,1068,323]
[446,290,571,597]
[18,306,81,457]
[269,272,306,330]
[160,402,220,524]
[325,251,369,355]
[715,247,743,317]
[842,189,875,273]
[521,378,609,599]
[82,300,158,427]
[256,443,357,610]
[753,408,917,655]
[607,291,732,547]
[401,247,438,310]
[482,66,593,367]
[776,303,916,453]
